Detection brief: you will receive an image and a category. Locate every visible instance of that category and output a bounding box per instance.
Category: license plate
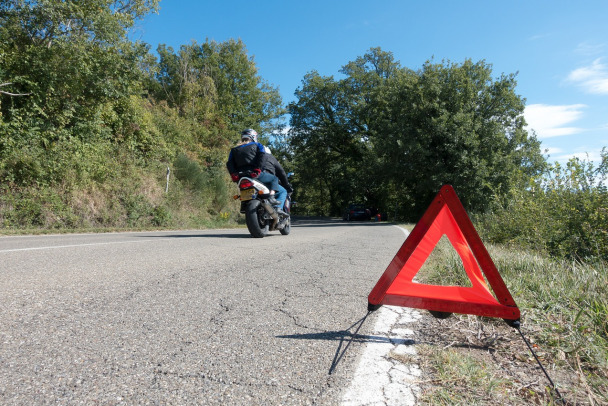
[240,188,255,201]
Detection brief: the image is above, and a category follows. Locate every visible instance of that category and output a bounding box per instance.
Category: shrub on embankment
[0,149,240,233]
[475,150,608,262]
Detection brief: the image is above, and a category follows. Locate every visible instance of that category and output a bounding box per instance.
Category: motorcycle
[233,171,292,238]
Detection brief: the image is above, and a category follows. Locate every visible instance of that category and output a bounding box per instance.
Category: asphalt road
[0,218,407,405]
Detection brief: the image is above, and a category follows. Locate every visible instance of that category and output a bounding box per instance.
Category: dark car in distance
[342,204,371,221]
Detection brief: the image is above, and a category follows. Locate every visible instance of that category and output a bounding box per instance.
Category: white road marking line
[342,306,422,406]
[342,225,421,406]
[0,239,170,253]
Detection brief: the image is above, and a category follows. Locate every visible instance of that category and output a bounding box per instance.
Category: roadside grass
[0,214,245,236]
[402,231,608,405]
[415,344,521,405]
[0,220,245,236]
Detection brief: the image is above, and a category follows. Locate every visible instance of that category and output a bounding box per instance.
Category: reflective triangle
[368,185,520,321]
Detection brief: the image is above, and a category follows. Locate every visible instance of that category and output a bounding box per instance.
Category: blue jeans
[274,184,287,210]
[256,172,286,209]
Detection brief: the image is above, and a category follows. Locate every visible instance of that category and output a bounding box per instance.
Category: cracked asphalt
[0,218,412,405]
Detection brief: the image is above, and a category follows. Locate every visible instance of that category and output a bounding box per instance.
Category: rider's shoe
[267,195,279,206]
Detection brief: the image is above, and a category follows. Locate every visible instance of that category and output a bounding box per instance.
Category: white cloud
[543,147,562,156]
[575,42,605,57]
[524,104,587,138]
[567,59,608,94]
[550,149,605,166]
[571,151,603,161]
[527,33,552,41]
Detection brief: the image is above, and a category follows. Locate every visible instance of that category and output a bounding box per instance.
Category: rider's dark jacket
[262,154,291,191]
[226,141,268,174]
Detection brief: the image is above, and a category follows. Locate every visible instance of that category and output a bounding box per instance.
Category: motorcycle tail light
[240,180,254,189]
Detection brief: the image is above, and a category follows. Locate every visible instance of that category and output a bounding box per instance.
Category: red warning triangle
[368,185,520,321]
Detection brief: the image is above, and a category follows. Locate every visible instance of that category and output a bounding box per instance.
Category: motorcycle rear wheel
[245,200,269,238]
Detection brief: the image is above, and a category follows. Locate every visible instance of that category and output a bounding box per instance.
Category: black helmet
[241,129,258,143]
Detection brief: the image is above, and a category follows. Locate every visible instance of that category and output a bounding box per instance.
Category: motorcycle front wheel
[279,216,291,235]
[245,200,269,238]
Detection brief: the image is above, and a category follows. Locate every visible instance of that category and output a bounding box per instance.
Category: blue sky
[134,1,608,165]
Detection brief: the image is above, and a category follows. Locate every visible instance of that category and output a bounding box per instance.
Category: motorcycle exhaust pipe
[261,201,279,229]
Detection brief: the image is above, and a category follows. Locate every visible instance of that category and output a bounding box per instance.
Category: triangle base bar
[381,294,520,320]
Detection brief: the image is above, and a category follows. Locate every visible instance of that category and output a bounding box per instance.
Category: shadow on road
[133,217,394,239]
[291,216,394,228]
[139,233,252,239]
[277,311,415,375]
[276,330,414,345]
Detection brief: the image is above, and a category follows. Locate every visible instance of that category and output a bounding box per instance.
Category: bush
[152,205,171,226]
[172,153,231,213]
[174,153,208,191]
[476,149,608,261]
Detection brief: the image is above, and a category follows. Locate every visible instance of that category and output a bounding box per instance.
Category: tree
[289,71,366,215]
[373,59,544,218]
[288,49,545,219]
[154,43,218,121]
[288,49,403,215]
[0,0,159,183]
[154,39,284,138]
[0,0,159,127]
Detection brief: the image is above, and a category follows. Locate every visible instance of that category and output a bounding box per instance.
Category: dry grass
[401,235,608,405]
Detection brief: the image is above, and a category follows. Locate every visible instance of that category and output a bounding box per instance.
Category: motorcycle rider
[262,150,292,196]
[226,129,287,210]
[262,149,292,229]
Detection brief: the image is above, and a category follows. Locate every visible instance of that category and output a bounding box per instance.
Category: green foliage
[288,49,545,219]
[153,39,285,136]
[0,0,168,190]
[380,60,544,218]
[0,0,159,137]
[152,204,171,227]
[476,150,608,261]
[0,1,284,232]
[174,153,208,191]
[173,153,231,214]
